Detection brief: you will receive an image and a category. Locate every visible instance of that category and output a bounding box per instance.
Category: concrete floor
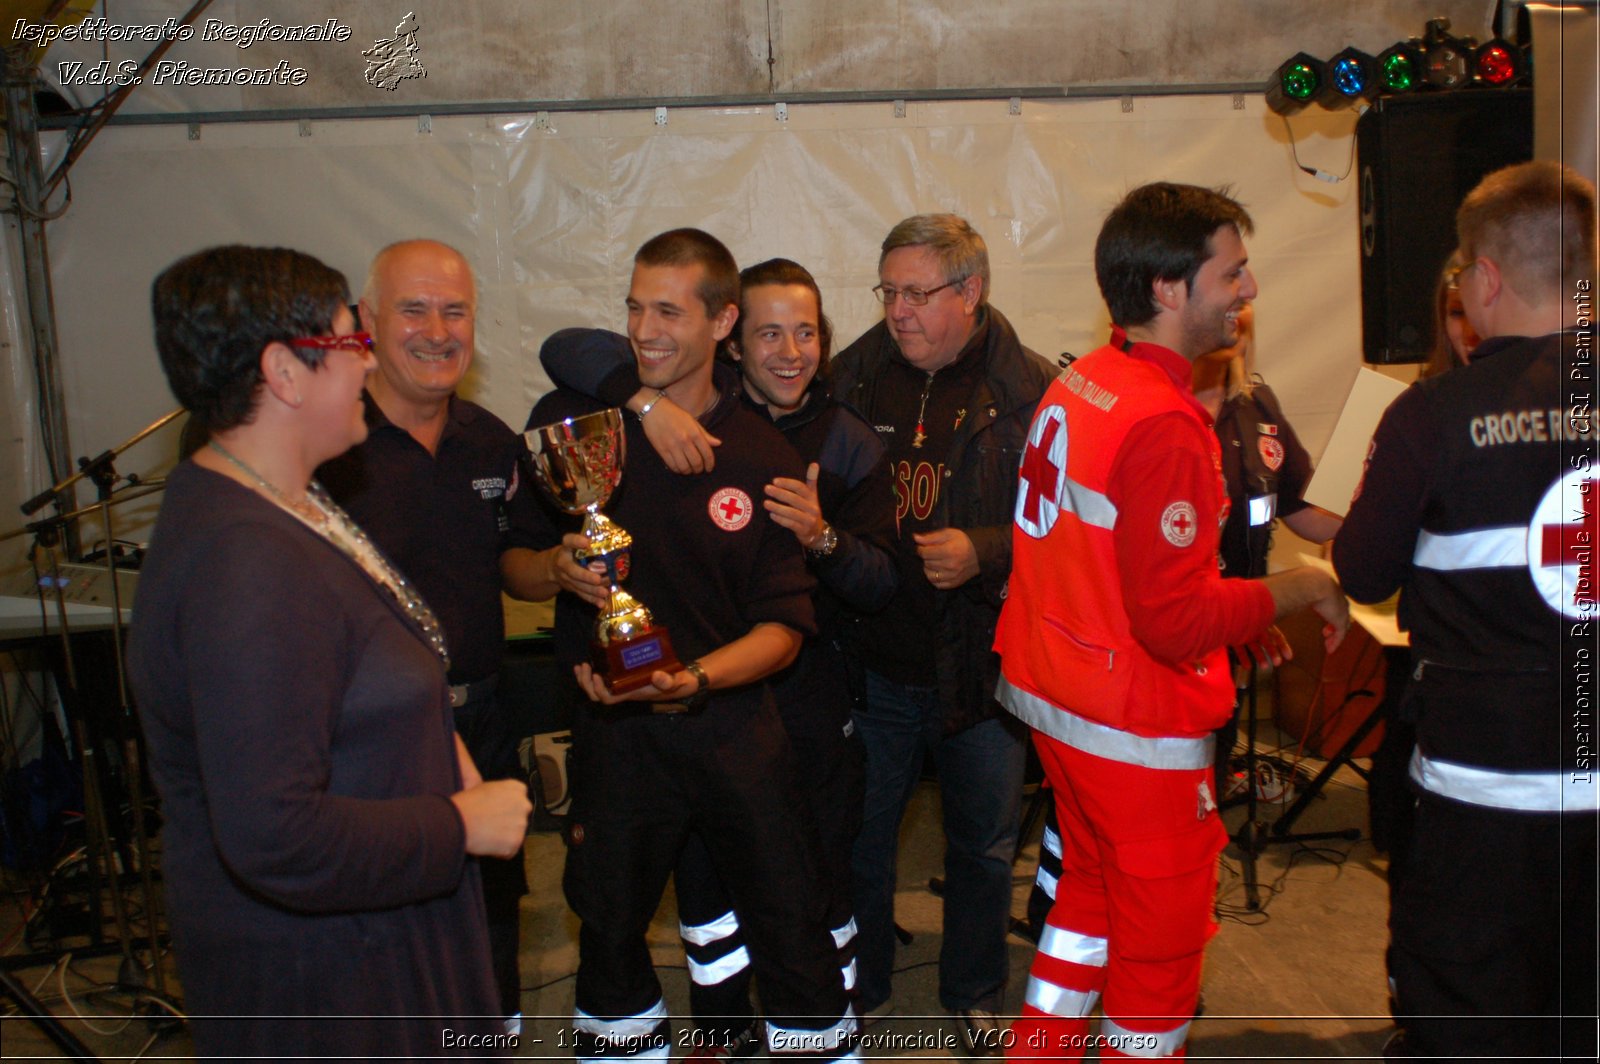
[0,734,1397,1061]
[515,740,1396,1062]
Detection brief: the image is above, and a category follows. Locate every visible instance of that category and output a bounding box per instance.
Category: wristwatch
[807,523,839,557]
[683,660,711,710]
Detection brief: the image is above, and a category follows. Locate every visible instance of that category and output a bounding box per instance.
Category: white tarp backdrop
[8,93,1370,576]
[6,0,1525,576]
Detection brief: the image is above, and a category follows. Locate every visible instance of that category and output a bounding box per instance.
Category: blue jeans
[849,669,1026,1012]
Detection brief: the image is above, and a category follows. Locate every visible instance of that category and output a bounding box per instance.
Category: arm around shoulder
[539,327,640,407]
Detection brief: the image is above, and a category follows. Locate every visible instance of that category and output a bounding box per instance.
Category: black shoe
[956,1009,1005,1058]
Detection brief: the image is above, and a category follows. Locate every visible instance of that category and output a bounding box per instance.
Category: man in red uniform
[994,183,1349,1060]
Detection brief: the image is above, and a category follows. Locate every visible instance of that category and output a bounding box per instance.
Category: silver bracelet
[637,390,669,418]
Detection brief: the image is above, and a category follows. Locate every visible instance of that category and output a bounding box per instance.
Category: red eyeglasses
[290,332,374,352]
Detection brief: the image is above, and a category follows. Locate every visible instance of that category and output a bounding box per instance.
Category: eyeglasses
[1445,260,1478,292]
[290,332,374,352]
[871,280,962,306]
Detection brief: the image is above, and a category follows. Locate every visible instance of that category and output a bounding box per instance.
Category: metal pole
[2,50,78,555]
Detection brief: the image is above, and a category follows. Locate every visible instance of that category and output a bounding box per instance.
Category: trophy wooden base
[595,627,681,695]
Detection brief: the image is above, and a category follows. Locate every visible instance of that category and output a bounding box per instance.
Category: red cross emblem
[1530,470,1596,618]
[1015,405,1067,539]
[1541,478,1595,569]
[1161,500,1198,548]
[708,487,754,532]
[1258,436,1284,471]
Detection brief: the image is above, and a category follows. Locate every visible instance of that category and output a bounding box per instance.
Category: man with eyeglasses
[317,239,549,1030]
[830,213,1053,1048]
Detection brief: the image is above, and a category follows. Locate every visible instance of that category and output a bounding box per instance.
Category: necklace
[207,439,327,531]
[912,372,934,449]
[206,440,451,668]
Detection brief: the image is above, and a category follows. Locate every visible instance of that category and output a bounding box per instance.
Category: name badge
[1248,493,1277,528]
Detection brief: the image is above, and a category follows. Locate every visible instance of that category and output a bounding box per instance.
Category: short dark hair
[1458,160,1597,302]
[634,228,739,319]
[152,246,350,435]
[737,257,835,366]
[1095,183,1254,327]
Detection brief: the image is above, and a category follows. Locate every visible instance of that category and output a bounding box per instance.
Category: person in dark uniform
[520,230,856,1061]
[540,257,897,1055]
[129,245,530,1058]
[1369,250,1480,901]
[1334,160,1598,1061]
[1192,303,1341,794]
[317,239,549,1026]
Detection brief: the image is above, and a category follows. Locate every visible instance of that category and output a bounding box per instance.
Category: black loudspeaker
[1357,89,1532,363]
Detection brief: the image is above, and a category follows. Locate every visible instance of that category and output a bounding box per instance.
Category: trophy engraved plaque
[525,408,681,693]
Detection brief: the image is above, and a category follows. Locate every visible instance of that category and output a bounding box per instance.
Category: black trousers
[673,718,865,1039]
[1391,791,1597,1060]
[563,696,848,1041]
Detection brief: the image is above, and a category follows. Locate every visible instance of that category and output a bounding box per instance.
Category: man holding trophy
[520,229,857,1061]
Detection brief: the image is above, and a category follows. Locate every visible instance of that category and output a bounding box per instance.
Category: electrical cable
[1279,112,1360,184]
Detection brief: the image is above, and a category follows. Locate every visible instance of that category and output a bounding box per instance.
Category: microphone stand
[19,408,183,522]
[5,409,184,1000]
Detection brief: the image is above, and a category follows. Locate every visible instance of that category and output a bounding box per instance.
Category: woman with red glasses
[128,245,529,1057]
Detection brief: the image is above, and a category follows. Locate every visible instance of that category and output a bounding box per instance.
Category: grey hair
[879,213,991,305]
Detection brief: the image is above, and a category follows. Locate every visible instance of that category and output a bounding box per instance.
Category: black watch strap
[684,660,711,709]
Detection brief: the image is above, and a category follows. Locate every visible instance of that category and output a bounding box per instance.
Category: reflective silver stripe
[766,1007,858,1055]
[1024,974,1100,1017]
[1410,749,1600,812]
[1042,823,1062,857]
[999,677,1214,770]
[841,957,857,991]
[679,909,739,947]
[1038,923,1108,967]
[1059,473,1119,530]
[831,917,857,950]
[1100,1015,1190,1058]
[1034,866,1059,900]
[687,945,750,986]
[1413,526,1527,570]
[575,999,670,1061]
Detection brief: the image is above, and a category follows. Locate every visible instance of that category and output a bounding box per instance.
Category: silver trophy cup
[524,408,680,692]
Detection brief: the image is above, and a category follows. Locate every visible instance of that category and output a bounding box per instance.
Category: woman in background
[1188,304,1342,794]
[1422,248,1481,378]
[128,245,529,1058]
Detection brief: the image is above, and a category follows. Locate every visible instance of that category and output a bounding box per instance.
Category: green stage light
[1377,41,1424,94]
[1266,52,1326,116]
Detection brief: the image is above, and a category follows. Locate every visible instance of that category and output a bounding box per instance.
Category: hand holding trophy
[525,408,682,694]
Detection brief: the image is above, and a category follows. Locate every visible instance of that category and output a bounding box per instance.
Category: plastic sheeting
[28,0,1501,114]
[9,93,1367,569]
